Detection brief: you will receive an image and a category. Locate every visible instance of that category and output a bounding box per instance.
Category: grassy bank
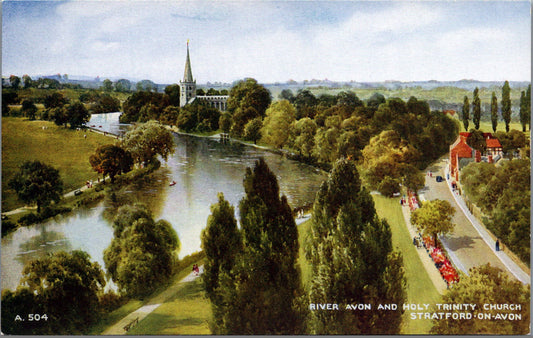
[372,194,441,334]
[1,117,115,211]
[89,252,208,335]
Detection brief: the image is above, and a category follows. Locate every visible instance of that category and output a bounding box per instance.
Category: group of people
[192,264,200,276]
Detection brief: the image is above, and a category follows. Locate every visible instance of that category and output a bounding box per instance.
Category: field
[1,117,115,211]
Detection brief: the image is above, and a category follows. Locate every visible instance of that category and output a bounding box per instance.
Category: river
[1,113,327,291]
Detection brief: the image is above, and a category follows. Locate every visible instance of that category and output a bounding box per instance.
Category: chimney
[475,150,481,162]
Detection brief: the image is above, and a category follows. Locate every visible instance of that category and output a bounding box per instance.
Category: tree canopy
[103,204,180,297]
[306,159,406,334]
[89,144,133,183]
[411,199,455,244]
[121,120,175,166]
[430,264,530,335]
[1,250,105,334]
[9,160,63,213]
[261,100,296,148]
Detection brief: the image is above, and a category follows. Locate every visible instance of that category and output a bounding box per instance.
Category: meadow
[1,117,115,211]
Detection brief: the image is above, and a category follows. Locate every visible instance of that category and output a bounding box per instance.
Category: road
[420,157,529,284]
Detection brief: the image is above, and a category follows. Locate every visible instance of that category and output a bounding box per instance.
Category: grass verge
[372,194,441,334]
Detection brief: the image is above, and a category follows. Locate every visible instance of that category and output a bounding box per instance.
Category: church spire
[183,40,194,82]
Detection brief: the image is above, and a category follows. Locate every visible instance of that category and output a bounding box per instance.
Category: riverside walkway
[420,157,529,284]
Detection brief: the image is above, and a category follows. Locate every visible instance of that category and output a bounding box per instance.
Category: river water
[1,114,327,291]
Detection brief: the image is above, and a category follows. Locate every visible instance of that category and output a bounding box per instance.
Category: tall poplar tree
[490,92,498,132]
[462,96,470,131]
[205,159,304,334]
[526,85,531,131]
[306,159,406,334]
[472,87,481,130]
[501,81,511,132]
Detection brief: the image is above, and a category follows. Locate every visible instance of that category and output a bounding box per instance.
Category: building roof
[486,138,502,148]
[451,138,473,158]
[183,42,194,83]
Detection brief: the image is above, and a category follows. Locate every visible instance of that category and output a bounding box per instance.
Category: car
[74,189,83,196]
[436,176,443,182]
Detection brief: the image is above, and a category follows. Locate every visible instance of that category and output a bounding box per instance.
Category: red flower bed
[423,236,459,285]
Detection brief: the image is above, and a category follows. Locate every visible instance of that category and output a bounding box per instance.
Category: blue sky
[2,1,531,84]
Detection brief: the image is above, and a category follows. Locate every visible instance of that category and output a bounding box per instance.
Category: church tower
[179,40,196,107]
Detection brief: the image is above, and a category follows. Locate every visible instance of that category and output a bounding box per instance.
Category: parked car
[74,189,83,196]
[436,176,443,182]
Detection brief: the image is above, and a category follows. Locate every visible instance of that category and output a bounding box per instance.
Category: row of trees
[244,87,457,195]
[462,82,530,132]
[202,159,406,334]
[6,74,81,90]
[460,159,530,264]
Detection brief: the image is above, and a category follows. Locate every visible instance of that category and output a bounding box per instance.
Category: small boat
[169,181,177,186]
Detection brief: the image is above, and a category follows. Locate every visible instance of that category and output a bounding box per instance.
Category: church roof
[183,42,194,82]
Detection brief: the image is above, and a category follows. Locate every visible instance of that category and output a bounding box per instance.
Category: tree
[362,130,420,188]
[261,100,296,148]
[121,120,175,166]
[89,145,133,183]
[160,105,179,126]
[92,94,120,114]
[336,90,363,109]
[402,166,425,192]
[526,84,531,131]
[21,99,37,120]
[472,87,481,130]
[44,92,68,109]
[501,81,511,132]
[201,193,242,329]
[294,89,318,119]
[519,90,529,132]
[491,92,498,132]
[9,75,21,88]
[219,112,232,133]
[164,84,180,106]
[288,117,317,159]
[307,159,406,334]
[102,79,113,92]
[9,161,63,213]
[466,129,487,154]
[279,89,295,102]
[227,78,271,118]
[411,199,455,245]
[66,101,90,128]
[462,96,470,131]
[137,79,157,92]
[22,74,33,89]
[209,159,304,334]
[104,204,180,297]
[243,117,262,144]
[431,264,529,335]
[114,79,132,92]
[1,250,106,335]
[366,92,386,110]
[378,176,400,197]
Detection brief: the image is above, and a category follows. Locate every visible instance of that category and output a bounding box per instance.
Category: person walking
[495,239,500,252]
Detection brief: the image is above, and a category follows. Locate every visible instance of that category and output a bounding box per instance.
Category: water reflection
[1,114,327,292]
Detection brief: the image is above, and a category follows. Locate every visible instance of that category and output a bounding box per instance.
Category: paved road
[420,158,529,284]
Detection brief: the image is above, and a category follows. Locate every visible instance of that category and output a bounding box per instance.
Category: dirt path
[421,158,529,284]
[102,266,204,335]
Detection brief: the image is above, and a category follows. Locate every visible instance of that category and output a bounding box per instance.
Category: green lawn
[1,117,115,211]
[372,194,441,334]
[123,259,211,335]
[457,120,526,133]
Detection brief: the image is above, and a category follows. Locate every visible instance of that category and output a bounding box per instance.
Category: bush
[1,220,17,236]
[18,213,41,225]
[98,291,125,314]
[378,176,400,197]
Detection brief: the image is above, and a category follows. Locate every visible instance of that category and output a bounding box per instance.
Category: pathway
[102,266,204,335]
[399,203,448,294]
[421,158,529,284]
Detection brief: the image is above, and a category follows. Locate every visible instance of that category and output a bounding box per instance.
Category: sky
[2,0,531,84]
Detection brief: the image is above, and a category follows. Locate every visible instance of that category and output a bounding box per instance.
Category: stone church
[179,42,228,111]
